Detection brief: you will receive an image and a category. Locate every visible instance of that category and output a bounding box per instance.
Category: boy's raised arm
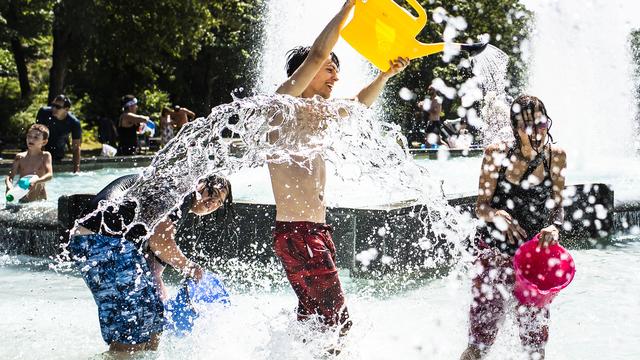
[356,57,410,107]
[276,0,355,96]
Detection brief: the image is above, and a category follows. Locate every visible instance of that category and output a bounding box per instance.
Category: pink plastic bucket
[513,234,576,307]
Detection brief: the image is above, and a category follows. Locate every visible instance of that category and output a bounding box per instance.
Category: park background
[2,0,640,152]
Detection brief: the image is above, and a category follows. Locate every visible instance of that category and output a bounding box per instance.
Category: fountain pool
[1,239,639,359]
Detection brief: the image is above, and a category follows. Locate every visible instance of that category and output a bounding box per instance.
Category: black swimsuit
[476,146,554,255]
[118,114,138,156]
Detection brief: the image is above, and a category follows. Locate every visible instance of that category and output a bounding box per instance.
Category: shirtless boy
[269,0,409,336]
[5,124,53,202]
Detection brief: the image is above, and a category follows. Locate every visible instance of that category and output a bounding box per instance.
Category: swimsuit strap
[520,148,547,181]
[543,144,552,175]
[497,147,516,180]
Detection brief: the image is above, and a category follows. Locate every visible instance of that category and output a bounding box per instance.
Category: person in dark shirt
[118,95,150,156]
[35,94,82,172]
[97,116,118,147]
[68,173,232,354]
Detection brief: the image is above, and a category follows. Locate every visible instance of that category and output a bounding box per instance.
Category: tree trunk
[10,37,31,100]
[48,32,70,102]
[48,2,72,102]
[4,0,31,99]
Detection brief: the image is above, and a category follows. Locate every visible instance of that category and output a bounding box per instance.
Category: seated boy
[4,124,53,202]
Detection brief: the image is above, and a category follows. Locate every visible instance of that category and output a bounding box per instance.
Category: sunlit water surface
[4,151,640,210]
[1,239,638,360]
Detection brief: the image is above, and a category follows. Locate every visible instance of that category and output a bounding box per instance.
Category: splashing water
[51,95,480,360]
[63,0,513,278]
[472,44,510,95]
[471,45,513,145]
[427,6,513,147]
[62,2,518,356]
[61,92,477,277]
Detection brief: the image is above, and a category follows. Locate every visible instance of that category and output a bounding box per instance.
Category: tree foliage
[0,0,52,99]
[47,0,263,119]
[384,0,532,129]
[630,29,640,129]
[630,29,640,101]
[1,0,530,145]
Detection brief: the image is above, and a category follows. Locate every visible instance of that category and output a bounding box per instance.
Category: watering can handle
[405,0,427,25]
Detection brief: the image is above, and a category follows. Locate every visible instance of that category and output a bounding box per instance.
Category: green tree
[48,0,262,119]
[165,0,263,115]
[384,0,532,130]
[50,0,216,115]
[0,0,52,100]
[630,29,640,130]
[48,0,86,103]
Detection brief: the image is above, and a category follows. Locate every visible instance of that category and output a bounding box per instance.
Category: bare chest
[18,156,46,177]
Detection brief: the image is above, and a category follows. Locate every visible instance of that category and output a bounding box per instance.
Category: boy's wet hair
[509,95,554,151]
[29,124,50,141]
[53,94,72,108]
[285,46,340,77]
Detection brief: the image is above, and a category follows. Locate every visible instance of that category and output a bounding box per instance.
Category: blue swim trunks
[68,234,165,345]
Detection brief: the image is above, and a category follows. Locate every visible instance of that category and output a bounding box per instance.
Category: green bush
[139,87,171,119]
[3,91,48,143]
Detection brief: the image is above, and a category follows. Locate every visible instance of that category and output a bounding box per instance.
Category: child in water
[4,124,53,202]
[460,95,567,360]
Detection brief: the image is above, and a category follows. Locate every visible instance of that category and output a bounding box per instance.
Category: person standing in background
[418,86,445,147]
[159,107,175,147]
[117,95,150,156]
[35,94,82,172]
[172,105,196,131]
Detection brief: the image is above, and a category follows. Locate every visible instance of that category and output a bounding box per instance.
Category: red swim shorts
[273,221,351,331]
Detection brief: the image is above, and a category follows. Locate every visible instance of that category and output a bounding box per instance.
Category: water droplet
[398,87,415,101]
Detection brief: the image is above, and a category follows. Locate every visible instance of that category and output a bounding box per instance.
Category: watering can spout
[411,42,446,59]
[460,41,489,55]
[409,40,488,60]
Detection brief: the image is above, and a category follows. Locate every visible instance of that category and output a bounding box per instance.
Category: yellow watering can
[340,0,487,71]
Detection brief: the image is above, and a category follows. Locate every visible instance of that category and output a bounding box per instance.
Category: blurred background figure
[159,107,175,147]
[418,86,446,148]
[172,105,196,131]
[117,95,150,156]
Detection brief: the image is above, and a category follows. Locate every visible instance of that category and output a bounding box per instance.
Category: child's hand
[382,57,410,79]
[538,225,560,247]
[183,261,205,282]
